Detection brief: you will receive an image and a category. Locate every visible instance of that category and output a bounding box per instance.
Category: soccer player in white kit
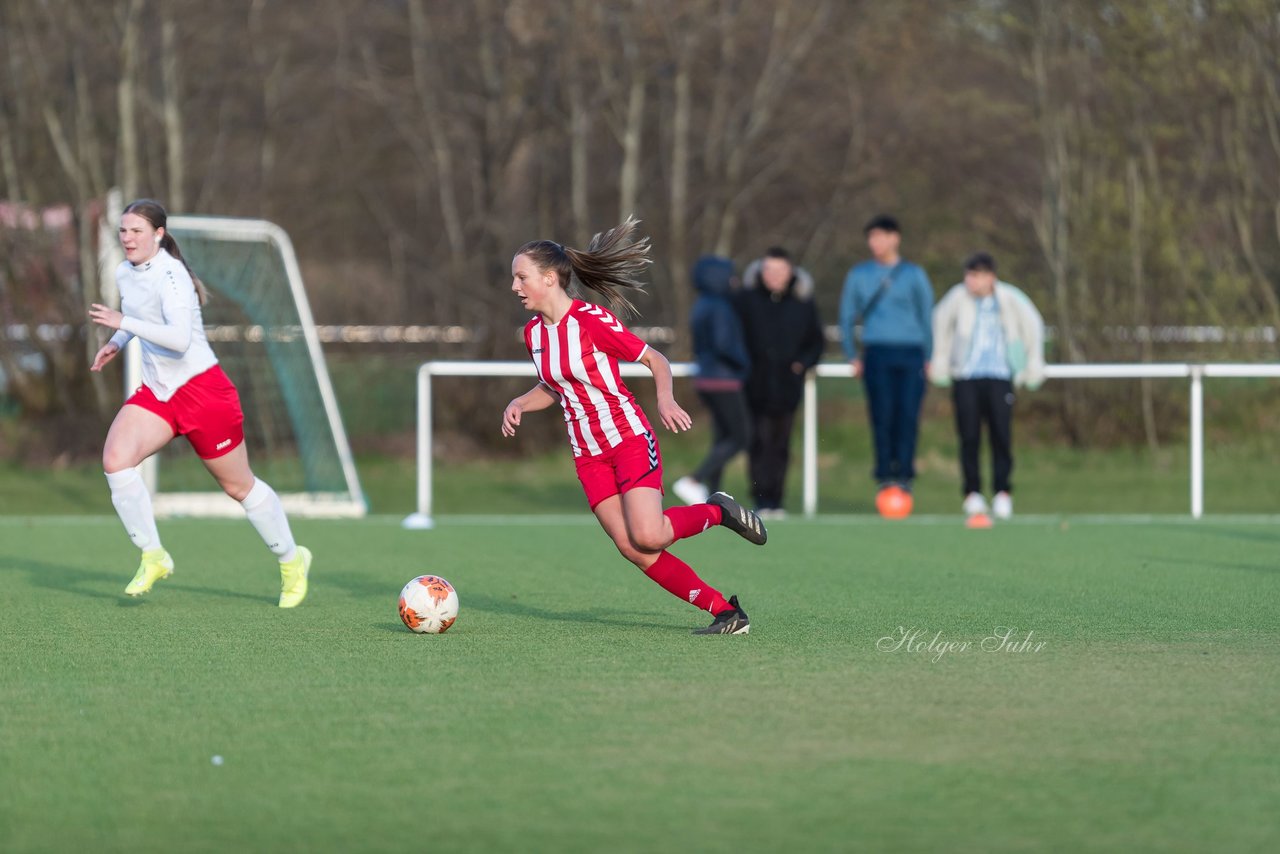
[501,218,764,634]
[88,199,312,607]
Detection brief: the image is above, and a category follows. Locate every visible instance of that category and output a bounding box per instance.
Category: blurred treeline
[1,0,1278,455]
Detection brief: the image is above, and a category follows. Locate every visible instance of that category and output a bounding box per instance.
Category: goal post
[107,212,365,517]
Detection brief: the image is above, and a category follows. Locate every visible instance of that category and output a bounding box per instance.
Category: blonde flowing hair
[515,216,651,317]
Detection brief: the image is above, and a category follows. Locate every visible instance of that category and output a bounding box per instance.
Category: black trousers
[692,389,751,493]
[952,378,1014,495]
[749,410,797,510]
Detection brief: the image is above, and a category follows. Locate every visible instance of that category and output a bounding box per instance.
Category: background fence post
[402,364,435,529]
[804,371,818,518]
[1190,365,1204,520]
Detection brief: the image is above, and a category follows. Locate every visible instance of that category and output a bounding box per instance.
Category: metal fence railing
[403,361,1280,528]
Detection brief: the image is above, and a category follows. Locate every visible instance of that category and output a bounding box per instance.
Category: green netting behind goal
[137,217,363,514]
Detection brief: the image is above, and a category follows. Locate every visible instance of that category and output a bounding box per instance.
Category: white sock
[105,468,161,552]
[240,478,297,563]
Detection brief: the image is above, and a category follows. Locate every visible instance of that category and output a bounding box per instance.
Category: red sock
[643,550,731,614]
[663,504,723,542]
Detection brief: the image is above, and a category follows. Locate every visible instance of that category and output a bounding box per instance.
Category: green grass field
[7,424,1280,519]
[2,514,1278,852]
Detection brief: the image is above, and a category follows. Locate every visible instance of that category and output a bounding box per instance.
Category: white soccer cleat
[962,492,989,517]
[672,476,710,506]
[992,492,1013,520]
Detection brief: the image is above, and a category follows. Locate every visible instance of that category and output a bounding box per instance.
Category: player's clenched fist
[501,401,523,437]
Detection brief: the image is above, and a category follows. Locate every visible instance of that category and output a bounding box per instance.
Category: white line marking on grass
[0,515,250,527]
[0,516,126,526]
[378,513,1280,527]
[401,514,600,526]
[6,513,1280,528]
[746,514,1280,526]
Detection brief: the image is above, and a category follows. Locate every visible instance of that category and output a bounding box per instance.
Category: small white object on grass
[211,755,224,766]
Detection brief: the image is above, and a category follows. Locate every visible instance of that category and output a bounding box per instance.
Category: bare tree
[564,0,593,244]
[115,0,143,200]
[161,3,186,210]
[2,0,1280,452]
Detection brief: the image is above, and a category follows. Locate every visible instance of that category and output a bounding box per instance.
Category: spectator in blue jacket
[838,215,935,494]
[673,255,750,505]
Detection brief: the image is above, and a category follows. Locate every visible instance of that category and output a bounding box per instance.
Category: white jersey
[108,248,218,402]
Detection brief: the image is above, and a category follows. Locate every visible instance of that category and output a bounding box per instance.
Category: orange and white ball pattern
[398,575,459,634]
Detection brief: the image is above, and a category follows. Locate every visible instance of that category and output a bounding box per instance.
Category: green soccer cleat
[124,549,174,597]
[278,546,311,608]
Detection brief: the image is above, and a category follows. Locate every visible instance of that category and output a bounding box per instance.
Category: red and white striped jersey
[524,299,653,457]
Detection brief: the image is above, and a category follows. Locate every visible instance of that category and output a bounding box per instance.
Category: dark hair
[122,198,209,305]
[964,252,997,274]
[863,215,901,235]
[764,246,792,262]
[515,216,651,317]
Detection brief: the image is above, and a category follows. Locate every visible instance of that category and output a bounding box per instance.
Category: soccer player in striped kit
[501,218,764,635]
[88,199,312,607]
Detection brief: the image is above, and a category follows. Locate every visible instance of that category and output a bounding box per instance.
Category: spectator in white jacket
[931,253,1045,520]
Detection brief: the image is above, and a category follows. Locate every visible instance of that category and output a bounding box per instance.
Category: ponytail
[122,198,208,305]
[159,232,209,305]
[515,216,652,318]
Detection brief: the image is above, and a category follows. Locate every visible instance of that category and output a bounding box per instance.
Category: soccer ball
[875,485,913,519]
[398,575,459,634]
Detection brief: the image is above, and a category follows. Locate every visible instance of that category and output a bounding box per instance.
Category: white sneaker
[672,476,710,505]
[992,492,1013,520]
[962,492,988,517]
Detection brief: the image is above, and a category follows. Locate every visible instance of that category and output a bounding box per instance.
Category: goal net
[108,214,365,517]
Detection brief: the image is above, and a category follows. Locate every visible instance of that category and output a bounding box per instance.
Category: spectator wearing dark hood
[738,248,825,517]
[672,255,750,505]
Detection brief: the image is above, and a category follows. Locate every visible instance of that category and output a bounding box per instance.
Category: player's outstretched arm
[639,347,692,433]
[501,383,560,436]
[90,342,121,372]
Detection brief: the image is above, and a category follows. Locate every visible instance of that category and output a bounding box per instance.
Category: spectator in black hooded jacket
[672,255,750,505]
[738,248,825,517]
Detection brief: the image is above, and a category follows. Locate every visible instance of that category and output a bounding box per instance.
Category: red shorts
[126,365,245,460]
[574,431,664,510]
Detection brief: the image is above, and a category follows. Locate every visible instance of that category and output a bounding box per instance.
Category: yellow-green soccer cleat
[124,549,175,596]
[278,546,311,608]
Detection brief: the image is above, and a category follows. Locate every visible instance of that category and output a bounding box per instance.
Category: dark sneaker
[693,595,750,635]
[708,492,767,545]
